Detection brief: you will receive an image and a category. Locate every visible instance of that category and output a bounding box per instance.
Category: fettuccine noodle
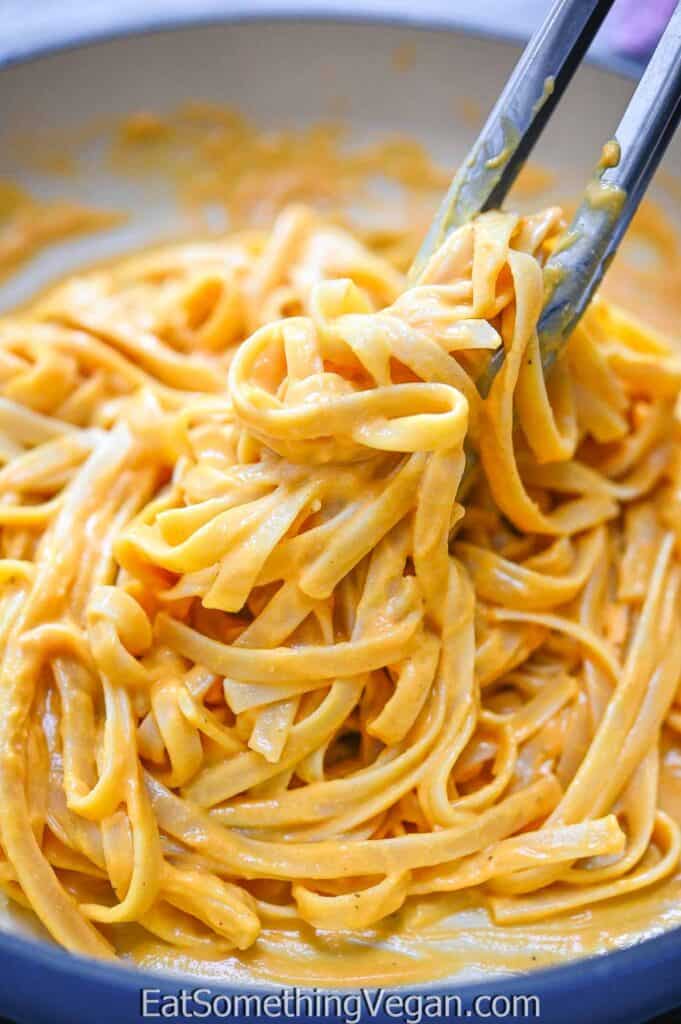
[0,200,680,977]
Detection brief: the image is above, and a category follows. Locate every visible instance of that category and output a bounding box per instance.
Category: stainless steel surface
[411,0,618,277]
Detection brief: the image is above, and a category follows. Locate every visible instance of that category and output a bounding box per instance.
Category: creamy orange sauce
[0,181,121,282]
[108,744,681,987]
[2,108,681,987]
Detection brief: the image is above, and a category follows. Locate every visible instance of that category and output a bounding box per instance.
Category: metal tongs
[410,0,681,396]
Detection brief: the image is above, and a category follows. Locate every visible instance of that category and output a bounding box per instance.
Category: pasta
[0,198,680,981]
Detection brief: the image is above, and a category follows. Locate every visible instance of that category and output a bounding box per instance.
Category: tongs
[410,0,681,396]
